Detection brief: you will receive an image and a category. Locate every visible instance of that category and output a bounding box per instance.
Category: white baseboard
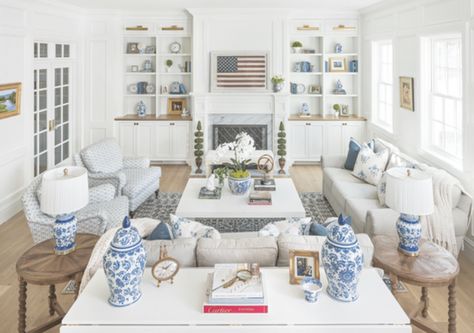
[0,187,24,225]
[463,237,474,264]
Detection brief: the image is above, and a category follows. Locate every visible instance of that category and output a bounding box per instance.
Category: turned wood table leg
[18,278,27,333]
[421,286,429,318]
[390,273,399,295]
[448,279,457,333]
[48,285,56,316]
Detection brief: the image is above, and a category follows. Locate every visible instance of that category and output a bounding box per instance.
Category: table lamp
[40,166,89,255]
[385,167,434,256]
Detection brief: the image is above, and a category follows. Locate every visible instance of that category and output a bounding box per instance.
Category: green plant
[291,41,303,48]
[194,121,204,173]
[271,75,285,85]
[213,167,228,184]
[166,59,173,67]
[277,121,287,158]
[332,104,341,112]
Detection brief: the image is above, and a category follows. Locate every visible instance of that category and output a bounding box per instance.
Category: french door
[33,42,73,176]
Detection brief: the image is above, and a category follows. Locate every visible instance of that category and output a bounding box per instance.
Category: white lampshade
[40,166,89,215]
[385,167,434,216]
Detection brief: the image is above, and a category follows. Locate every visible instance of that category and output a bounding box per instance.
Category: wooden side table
[16,233,98,333]
[373,235,459,333]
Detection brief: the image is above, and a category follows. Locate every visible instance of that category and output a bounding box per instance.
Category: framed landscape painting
[0,82,21,120]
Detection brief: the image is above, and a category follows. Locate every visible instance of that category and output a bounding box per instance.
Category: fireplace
[213,124,268,150]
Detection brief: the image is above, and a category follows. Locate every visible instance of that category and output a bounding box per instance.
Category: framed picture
[399,76,414,111]
[289,250,320,284]
[210,51,268,92]
[167,98,186,115]
[0,82,21,120]
[308,84,321,94]
[329,57,346,72]
[127,42,139,54]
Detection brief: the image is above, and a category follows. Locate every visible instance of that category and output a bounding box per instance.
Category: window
[372,40,393,132]
[421,35,462,165]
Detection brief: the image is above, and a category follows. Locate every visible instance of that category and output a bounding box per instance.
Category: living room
[0,0,473,332]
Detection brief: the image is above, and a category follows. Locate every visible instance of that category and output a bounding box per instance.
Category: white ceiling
[55,0,385,11]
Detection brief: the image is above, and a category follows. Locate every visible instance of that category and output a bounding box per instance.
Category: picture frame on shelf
[340,104,351,117]
[130,65,139,72]
[167,98,187,115]
[289,250,320,285]
[145,45,156,54]
[308,85,321,94]
[399,76,414,111]
[0,82,21,120]
[127,42,139,54]
[329,57,346,72]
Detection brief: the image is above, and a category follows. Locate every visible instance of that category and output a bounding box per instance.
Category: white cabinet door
[341,122,365,156]
[171,122,189,160]
[118,122,136,157]
[324,123,343,156]
[307,123,323,161]
[155,123,172,159]
[289,123,307,160]
[136,123,155,158]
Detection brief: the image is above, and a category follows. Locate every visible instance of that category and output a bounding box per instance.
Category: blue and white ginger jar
[228,175,252,195]
[321,214,363,302]
[103,216,146,307]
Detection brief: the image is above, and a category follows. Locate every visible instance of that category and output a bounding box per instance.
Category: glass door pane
[33,68,49,176]
[53,66,71,166]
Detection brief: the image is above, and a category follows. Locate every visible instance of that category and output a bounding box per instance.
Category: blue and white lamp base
[396,213,422,256]
[53,214,78,255]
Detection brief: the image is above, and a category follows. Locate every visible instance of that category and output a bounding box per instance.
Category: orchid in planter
[215,132,256,195]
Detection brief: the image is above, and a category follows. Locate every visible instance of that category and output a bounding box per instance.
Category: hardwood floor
[0,164,472,332]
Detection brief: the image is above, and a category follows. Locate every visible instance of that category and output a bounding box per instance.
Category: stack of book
[203,264,268,313]
[199,186,222,199]
[248,191,272,205]
[254,178,276,191]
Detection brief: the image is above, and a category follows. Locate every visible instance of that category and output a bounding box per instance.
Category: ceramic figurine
[103,216,146,307]
[300,102,310,116]
[136,101,146,117]
[206,174,216,192]
[143,59,153,72]
[321,214,363,302]
[335,43,343,53]
[333,80,347,95]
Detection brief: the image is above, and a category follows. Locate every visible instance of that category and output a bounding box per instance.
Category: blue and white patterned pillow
[258,217,312,237]
[352,144,389,186]
[170,214,221,239]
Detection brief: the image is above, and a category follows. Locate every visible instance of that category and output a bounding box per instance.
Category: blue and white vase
[321,214,363,302]
[228,175,252,195]
[136,101,146,117]
[54,214,77,255]
[103,216,146,307]
[396,213,422,256]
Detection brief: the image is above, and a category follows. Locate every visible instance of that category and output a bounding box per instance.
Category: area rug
[134,192,336,233]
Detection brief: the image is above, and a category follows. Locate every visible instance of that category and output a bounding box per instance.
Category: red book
[203,304,268,313]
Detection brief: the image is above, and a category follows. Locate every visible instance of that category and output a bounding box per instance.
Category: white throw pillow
[352,144,389,186]
[142,238,197,267]
[386,152,418,170]
[170,214,221,239]
[258,217,312,237]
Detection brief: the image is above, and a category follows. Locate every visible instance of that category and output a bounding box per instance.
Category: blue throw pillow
[309,223,329,236]
[344,138,374,170]
[147,222,173,240]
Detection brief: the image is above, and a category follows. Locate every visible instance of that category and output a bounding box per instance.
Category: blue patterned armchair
[73,138,161,216]
[22,176,129,244]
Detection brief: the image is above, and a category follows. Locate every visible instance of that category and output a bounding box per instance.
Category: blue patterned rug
[134,192,336,233]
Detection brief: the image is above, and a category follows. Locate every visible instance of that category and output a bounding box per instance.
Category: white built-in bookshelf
[288,20,360,117]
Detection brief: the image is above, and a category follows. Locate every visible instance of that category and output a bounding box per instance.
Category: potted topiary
[332,104,341,117]
[194,121,204,174]
[277,121,287,174]
[291,41,303,53]
[165,59,173,72]
[215,132,255,195]
[271,75,285,93]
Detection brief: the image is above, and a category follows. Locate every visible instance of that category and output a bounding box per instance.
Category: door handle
[170,122,175,126]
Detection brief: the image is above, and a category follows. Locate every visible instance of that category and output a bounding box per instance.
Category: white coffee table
[175,178,306,219]
[61,268,411,332]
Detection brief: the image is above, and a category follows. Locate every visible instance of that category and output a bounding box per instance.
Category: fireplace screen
[213,125,267,150]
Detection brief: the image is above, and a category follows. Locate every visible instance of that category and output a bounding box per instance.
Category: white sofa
[322,140,472,255]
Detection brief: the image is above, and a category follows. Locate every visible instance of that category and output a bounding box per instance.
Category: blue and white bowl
[300,277,323,303]
[103,216,146,307]
[228,175,252,195]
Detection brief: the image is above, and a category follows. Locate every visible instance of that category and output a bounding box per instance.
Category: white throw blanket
[79,218,160,294]
[419,166,472,255]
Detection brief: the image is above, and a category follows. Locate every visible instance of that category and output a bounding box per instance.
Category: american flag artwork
[212,52,268,91]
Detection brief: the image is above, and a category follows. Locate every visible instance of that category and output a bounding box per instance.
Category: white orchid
[215,132,256,178]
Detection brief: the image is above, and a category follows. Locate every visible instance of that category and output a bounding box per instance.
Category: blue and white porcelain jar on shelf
[321,214,363,302]
[103,216,146,307]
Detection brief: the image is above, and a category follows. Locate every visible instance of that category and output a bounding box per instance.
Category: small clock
[151,245,180,287]
[169,41,182,54]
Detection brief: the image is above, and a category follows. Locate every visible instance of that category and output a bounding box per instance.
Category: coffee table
[61,267,410,332]
[175,178,306,219]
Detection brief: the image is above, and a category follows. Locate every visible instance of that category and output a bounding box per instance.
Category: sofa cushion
[122,168,161,198]
[325,167,366,185]
[147,222,173,240]
[374,138,400,155]
[142,238,196,267]
[345,198,383,233]
[331,181,378,212]
[170,214,220,239]
[386,152,418,170]
[352,145,389,185]
[258,217,312,237]
[277,234,373,268]
[453,207,469,236]
[81,138,123,173]
[196,237,278,267]
[344,138,374,171]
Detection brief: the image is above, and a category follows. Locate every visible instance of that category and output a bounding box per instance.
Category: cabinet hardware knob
[306,123,311,126]
[170,122,175,125]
